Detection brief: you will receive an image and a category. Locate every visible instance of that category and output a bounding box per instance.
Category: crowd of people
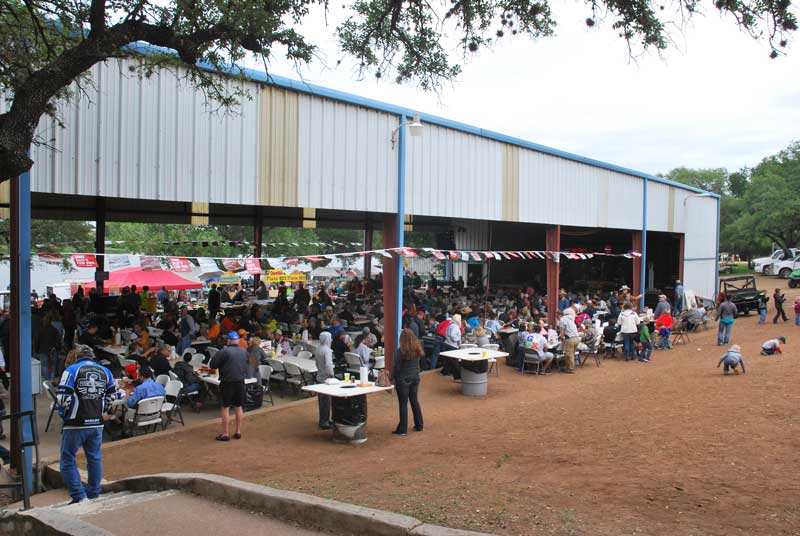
[6,267,797,505]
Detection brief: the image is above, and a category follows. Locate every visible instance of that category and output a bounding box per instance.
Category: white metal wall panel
[683,259,716,300]
[29,58,259,205]
[297,95,396,212]
[682,196,717,259]
[518,151,643,230]
[404,125,504,220]
[646,182,670,232]
[453,219,489,281]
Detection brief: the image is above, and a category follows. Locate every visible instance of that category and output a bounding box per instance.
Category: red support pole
[545,225,561,326]
[253,208,263,286]
[632,231,643,298]
[95,197,106,294]
[381,215,398,375]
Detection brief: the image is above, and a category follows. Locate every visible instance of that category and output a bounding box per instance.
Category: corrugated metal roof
[122,42,717,199]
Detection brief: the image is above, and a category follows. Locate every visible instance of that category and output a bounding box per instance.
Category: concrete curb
[103,472,495,536]
[0,508,114,536]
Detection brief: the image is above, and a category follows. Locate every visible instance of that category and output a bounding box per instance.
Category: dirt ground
[99,282,800,536]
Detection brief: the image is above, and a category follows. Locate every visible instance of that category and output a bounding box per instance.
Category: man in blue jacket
[57,346,116,504]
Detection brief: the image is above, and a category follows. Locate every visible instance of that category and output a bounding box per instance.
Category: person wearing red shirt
[655,311,674,350]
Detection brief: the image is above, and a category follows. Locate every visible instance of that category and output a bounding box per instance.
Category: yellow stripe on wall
[258,87,299,207]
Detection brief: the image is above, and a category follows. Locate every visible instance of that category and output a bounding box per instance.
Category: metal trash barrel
[460,366,488,396]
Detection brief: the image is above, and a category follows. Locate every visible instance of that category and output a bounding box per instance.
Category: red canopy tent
[83,266,202,292]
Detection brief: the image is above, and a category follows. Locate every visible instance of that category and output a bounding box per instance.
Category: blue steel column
[640,177,648,311]
[12,169,34,492]
[395,115,406,351]
[714,196,720,301]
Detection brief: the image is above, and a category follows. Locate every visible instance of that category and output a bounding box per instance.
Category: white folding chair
[155,374,170,387]
[161,380,185,428]
[168,370,179,381]
[43,380,59,433]
[344,352,363,375]
[206,347,219,360]
[297,350,313,360]
[481,344,500,376]
[182,347,197,358]
[258,365,275,406]
[126,396,164,435]
[189,354,205,369]
[283,362,305,396]
[267,359,287,397]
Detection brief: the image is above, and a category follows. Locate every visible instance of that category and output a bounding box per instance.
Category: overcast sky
[259,2,800,176]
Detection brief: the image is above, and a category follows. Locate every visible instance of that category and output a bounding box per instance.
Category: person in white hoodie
[617,303,641,361]
[314,332,335,429]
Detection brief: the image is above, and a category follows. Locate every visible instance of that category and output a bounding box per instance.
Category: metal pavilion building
[2,43,720,360]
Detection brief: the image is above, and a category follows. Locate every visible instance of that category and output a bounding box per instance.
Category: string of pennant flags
[14,247,643,275]
[30,240,365,250]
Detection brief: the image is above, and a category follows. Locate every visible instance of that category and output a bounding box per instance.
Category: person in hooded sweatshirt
[314,332,335,429]
[717,344,746,375]
[616,303,641,361]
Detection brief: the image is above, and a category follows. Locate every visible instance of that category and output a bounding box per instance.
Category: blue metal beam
[640,177,648,311]
[12,169,34,493]
[395,115,407,350]
[715,196,721,301]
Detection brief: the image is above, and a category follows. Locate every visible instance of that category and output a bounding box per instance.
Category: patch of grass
[559,509,577,534]
[495,453,512,469]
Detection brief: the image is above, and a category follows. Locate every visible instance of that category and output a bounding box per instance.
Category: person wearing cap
[209,331,249,441]
[557,310,580,373]
[78,322,107,352]
[148,343,174,377]
[760,336,786,355]
[126,367,166,414]
[718,344,746,375]
[653,294,671,319]
[57,346,115,504]
[655,308,674,350]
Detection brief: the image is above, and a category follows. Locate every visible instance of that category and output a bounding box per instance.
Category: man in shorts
[209,332,249,441]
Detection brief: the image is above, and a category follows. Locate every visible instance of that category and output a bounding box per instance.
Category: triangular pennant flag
[470,251,482,261]
[460,252,470,262]
[431,250,446,260]
[501,252,512,260]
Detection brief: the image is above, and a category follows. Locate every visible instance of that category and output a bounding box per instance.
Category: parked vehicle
[753,248,798,274]
[719,276,765,315]
[765,254,800,279]
[789,269,800,289]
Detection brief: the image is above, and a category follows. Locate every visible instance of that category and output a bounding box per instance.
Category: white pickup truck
[765,254,800,279]
[753,248,798,274]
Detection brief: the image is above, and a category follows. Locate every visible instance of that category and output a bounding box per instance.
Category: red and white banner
[168,257,192,272]
[140,256,162,271]
[222,259,244,272]
[72,254,98,268]
[245,258,263,275]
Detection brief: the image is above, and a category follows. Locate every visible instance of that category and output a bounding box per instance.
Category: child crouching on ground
[718,344,746,375]
[760,336,786,355]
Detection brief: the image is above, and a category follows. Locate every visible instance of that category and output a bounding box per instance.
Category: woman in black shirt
[393,328,424,436]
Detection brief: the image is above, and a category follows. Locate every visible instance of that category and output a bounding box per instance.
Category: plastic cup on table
[344,373,350,382]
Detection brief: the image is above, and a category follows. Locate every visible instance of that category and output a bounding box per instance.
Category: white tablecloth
[199,375,258,387]
[302,381,393,398]
[439,348,508,362]
[99,345,128,356]
[276,356,318,374]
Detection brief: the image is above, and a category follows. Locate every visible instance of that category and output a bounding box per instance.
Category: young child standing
[638,321,652,362]
[718,344,746,375]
